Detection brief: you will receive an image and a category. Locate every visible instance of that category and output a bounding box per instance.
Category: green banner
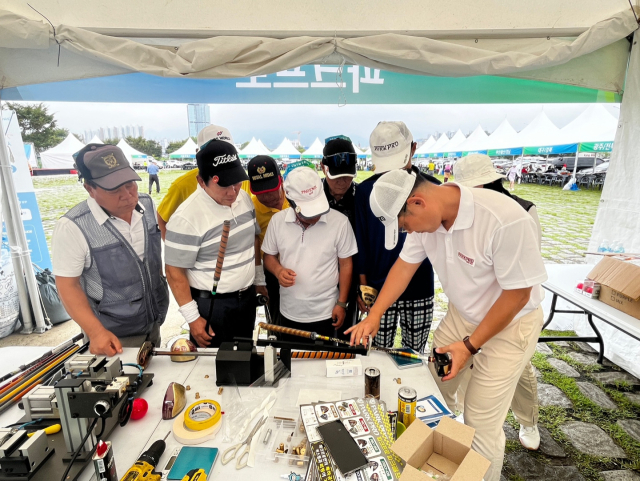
[579,141,614,153]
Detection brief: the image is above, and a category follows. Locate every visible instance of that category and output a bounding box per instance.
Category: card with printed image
[343,417,370,437]
[315,403,340,423]
[354,435,382,458]
[336,399,361,419]
[366,456,395,481]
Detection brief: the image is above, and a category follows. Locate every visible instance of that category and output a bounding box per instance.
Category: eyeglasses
[324,135,352,144]
[323,152,357,167]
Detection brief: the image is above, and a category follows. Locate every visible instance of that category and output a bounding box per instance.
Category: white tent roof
[301,138,324,158]
[479,119,520,150]
[272,137,301,158]
[116,138,147,163]
[40,133,85,169]
[556,104,618,144]
[426,134,450,153]
[438,129,467,153]
[415,136,437,156]
[457,126,488,152]
[170,137,197,157]
[258,140,271,153]
[354,144,367,158]
[88,135,104,144]
[240,137,272,158]
[514,111,561,147]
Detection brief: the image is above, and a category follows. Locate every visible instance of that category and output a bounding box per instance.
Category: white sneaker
[519,424,540,450]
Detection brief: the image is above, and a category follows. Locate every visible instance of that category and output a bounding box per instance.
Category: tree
[166,139,188,154]
[73,133,83,142]
[3,102,68,152]
[103,138,119,145]
[240,141,250,150]
[125,136,162,158]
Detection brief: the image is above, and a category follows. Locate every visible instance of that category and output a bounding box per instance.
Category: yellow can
[398,387,417,427]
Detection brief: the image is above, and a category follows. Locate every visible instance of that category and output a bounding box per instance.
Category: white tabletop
[0,346,444,481]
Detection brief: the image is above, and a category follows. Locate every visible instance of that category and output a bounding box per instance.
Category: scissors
[222,416,268,469]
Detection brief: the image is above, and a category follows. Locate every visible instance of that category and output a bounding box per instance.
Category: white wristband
[254,264,267,286]
[178,299,201,324]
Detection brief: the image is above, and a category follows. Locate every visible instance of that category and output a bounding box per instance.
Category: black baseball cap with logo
[74,144,141,190]
[196,139,249,187]
[247,155,281,194]
[322,136,357,179]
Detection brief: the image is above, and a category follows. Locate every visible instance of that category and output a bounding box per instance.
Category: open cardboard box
[391,416,490,481]
[588,257,640,320]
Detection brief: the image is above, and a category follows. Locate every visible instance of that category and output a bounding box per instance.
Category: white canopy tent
[354,144,367,158]
[437,129,467,155]
[87,135,103,144]
[556,104,618,144]
[239,137,272,159]
[301,138,324,159]
[456,125,488,153]
[414,135,437,158]
[425,134,450,155]
[169,137,197,158]
[116,138,147,164]
[513,111,562,148]
[479,119,520,151]
[271,137,301,159]
[39,133,85,169]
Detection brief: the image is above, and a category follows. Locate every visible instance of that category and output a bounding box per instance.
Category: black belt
[190,286,252,300]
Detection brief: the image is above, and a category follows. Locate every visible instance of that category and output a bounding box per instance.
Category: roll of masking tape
[173,400,222,445]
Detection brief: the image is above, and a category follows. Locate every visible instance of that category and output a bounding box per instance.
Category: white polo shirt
[400,184,547,325]
[261,208,358,323]
[52,197,150,277]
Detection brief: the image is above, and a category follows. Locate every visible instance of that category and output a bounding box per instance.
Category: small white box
[326,359,363,378]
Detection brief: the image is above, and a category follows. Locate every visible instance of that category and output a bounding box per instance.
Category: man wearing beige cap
[52,144,169,356]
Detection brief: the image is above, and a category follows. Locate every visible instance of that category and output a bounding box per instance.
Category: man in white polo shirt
[262,167,358,339]
[165,140,261,348]
[346,169,547,481]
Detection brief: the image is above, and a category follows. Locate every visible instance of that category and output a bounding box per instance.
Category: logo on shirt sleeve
[457,251,475,267]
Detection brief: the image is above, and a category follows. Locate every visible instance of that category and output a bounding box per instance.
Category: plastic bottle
[611,240,625,253]
[597,239,610,253]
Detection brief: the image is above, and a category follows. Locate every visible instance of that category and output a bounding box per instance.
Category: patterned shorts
[373,297,434,353]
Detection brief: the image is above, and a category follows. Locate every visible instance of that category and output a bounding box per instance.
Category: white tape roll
[172,401,222,445]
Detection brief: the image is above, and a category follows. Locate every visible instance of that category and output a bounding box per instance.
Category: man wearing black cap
[165,140,261,347]
[321,136,359,334]
[52,144,169,356]
[247,155,290,325]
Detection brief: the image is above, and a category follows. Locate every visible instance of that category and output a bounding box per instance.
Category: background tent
[426,134,451,157]
[271,138,302,159]
[414,136,437,158]
[116,138,147,164]
[458,125,489,154]
[240,137,272,159]
[556,104,618,145]
[514,111,562,149]
[354,144,367,159]
[39,133,85,169]
[88,135,104,144]
[23,143,37,168]
[480,119,521,155]
[301,138,324,159]
[169,138,197,159]
[438,129,467,157]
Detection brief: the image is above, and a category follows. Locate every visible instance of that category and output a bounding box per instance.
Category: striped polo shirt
[165,186,259,292]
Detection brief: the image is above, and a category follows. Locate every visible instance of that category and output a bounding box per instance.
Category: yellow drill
[120,433,169,481]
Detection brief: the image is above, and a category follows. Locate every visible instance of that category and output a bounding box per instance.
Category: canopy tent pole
[572,143,581,179]
[0,115,48,334]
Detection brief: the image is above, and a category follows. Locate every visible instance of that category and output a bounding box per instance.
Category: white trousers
[428,303,543,481]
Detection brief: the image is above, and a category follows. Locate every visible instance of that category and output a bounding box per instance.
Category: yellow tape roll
[183,400,222,432]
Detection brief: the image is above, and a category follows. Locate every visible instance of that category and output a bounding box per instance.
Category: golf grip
[259,322,313,339]
[291,352,355,359]
[214,220,231,284]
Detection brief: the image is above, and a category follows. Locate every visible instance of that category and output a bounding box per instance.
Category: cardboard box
[588,257,640,319]
[391,416,490,481]
[326,359,362,377]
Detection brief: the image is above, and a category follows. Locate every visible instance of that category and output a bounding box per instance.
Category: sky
[20,101,621,150]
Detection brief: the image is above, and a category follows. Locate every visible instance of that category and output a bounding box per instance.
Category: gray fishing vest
[64,194,169,338]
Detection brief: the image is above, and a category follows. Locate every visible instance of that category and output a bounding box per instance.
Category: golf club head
[162,382,187,420]
[359,285,379,308]
[170,338,198,362]
[137,341,154,370]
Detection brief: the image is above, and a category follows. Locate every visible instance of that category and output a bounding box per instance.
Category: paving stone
[553,341,571,348]
[624,392,640,405]
[560,422,626,458]
[601,471,640,481]
[574,341,597,354]
[538,426,567,458]
[536,343,553,356]
[576,382,617,409]
[547,358,580,378]
[535,367,543,382]
[566,351,614,367]
[591,371,640,387]
[503,422,519,441]
[506,453,584,480]
[538,383,573,408]
[617,419,640,443]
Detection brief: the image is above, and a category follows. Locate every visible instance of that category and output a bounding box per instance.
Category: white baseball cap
[284,167,330,219]
[369,121,414,174]
[453,154,506,187]
[197,125,234,149]
[370,169,417,250]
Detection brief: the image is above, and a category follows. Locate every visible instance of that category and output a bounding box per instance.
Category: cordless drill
[120,434,168,481]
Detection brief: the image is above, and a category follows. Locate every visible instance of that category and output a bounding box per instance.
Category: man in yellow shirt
[157,125,250,237]
[247,155,289,324]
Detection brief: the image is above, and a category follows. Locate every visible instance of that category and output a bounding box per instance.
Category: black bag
[34,266,71,325]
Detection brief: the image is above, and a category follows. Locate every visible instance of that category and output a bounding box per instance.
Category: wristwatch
[463,336,482,355]
[335,301,348,309]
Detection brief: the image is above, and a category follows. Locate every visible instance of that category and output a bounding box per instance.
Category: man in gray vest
[52,144,169,356]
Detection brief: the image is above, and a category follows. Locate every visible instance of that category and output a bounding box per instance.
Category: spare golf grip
[214,220,231,285]
[291,351,355,359]
[259,322,313,339]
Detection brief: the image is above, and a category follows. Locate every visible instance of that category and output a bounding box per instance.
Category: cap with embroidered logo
[369,121,414,174]
[284,167,330,219]
[370,169,417,250]
[197,124,234,149]
[248,155,281,194]
[74,144,141,190]
[196,139,248,187]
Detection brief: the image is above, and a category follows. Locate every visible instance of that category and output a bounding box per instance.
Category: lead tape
[173,399,222,445]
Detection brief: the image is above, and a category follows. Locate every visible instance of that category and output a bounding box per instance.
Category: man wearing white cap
[346,169,547,481]
[262,167,358,338]
[353,121,439,353]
